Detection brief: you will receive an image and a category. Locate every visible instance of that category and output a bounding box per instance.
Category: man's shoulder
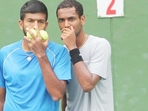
[47,41,69,54]
[0,40,21,52]
[0,40,21,61]
[48,41,64,49]
[89,35,109,42]
[88,35,110,46]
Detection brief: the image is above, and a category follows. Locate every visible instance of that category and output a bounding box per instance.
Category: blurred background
[0,0,148,111]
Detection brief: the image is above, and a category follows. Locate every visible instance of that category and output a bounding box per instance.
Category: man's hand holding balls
[26,29,49,41]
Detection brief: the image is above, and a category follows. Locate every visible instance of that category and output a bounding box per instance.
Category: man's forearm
[0,102,4,111]
[37,54,67,101]
[62,93,67,111]
[0,88,5,111]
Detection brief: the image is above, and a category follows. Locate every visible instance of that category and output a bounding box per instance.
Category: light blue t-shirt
[0,40,71,111]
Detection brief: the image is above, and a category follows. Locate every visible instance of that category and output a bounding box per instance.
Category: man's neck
[76,32,88,48]
[22,39,32,52]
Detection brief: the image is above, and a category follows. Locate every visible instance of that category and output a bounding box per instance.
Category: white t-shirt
[66,35,114,111]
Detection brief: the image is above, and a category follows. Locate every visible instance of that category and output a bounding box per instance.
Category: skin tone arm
[61,26,100,92]
[0,88,5,111]
[62,93,67,111]
[72,61,100,92]
[24,28,67,101]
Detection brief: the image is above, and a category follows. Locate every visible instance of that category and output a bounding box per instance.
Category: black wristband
[71,55,83,65]
[70,48,80,57]
[69,48,83,65]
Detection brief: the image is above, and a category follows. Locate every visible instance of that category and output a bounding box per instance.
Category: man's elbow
[82,85,94,92]
[51,93,64,101]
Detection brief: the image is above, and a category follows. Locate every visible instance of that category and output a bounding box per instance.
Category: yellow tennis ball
[40,30,48,41]
[26,29,37,39]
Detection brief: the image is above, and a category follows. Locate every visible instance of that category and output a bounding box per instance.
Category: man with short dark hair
[0,1,71,111]
[56,0,114,111]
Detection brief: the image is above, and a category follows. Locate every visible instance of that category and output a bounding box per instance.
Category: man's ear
[81,15,85,26]
[18,20,23,30]
[45,21,48,30]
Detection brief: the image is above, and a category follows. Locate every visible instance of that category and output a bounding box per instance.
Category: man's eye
[69,18,74,21]
[38,21,44,23]
[28,20,33,22]
[58,19,64,23]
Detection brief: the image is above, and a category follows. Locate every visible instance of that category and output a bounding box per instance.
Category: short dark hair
[20,0,48,21]
[56,0,83,18]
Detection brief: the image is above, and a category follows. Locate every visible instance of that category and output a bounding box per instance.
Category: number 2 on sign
[106,0,116,15]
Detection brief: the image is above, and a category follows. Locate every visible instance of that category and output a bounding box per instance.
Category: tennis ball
[26,29,37,39]
[40,30,49,41]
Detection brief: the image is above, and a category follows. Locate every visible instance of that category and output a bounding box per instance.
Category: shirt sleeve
[88,38,111,79]
[0,49,5,88]
[53,47,71,81]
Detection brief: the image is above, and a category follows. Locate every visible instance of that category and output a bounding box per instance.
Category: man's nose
[64,20,70,28]
[33,21,39,29]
